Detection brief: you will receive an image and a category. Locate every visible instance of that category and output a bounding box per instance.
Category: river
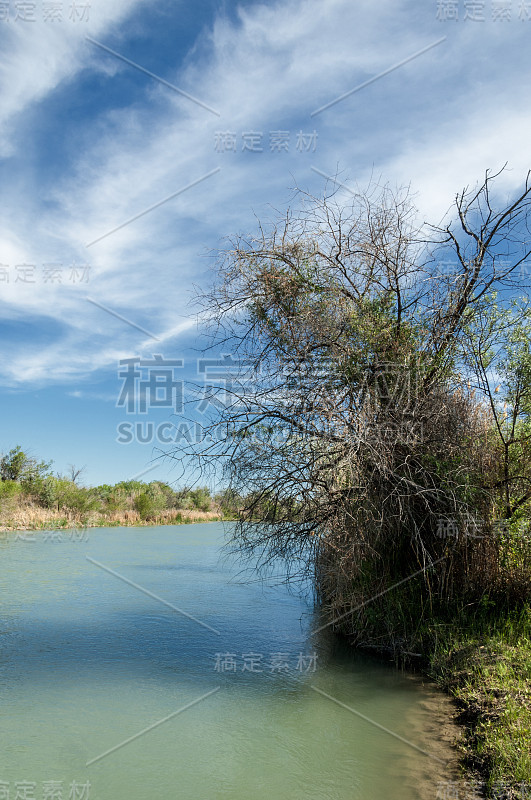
[0,523,461,799]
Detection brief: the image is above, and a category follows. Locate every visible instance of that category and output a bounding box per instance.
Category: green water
[0,524,459,799]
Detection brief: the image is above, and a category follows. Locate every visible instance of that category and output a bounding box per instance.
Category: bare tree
[424,166,531,388]
[67,464,86,485]
[175,170,531,646]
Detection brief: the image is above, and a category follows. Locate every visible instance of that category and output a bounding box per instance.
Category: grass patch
[427,605,531,795]
[0,503,225,531]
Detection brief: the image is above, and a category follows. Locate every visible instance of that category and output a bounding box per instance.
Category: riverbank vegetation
[0,446,233,530]
[180,169,531,795]
[430,606,531,791]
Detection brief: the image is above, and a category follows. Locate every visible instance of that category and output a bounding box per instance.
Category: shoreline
[355,617,531,797]
[0,507,229,532]
[427,621,531,797]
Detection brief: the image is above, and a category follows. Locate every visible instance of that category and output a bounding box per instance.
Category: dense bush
[1,446,52,485]
[0,479,22,501]
[45,477,101,514]
[133,485,167,520]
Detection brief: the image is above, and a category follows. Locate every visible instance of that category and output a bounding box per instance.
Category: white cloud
[2,0,530,387]
[0,0,151,157]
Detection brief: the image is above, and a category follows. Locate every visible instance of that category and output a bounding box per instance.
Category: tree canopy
[175,169,531,646]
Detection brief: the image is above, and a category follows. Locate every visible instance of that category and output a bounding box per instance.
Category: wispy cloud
[0,0,149,156]
[2,0,530,391]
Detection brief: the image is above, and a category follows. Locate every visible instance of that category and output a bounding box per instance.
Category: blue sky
[1,0,530,487]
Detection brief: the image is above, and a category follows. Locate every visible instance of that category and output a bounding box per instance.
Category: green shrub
[42,477,101,514]
[0,479,22,498]
[0,447,27,481]
[35,477,56,509]
[1,446,52,484]
[0,480,22,503]
[134,492,158,520]
[96,484,129,513]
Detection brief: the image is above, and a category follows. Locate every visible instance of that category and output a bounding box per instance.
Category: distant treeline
[0,446,241,522]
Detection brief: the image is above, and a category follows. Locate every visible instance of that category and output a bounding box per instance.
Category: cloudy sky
[0,0,530,485]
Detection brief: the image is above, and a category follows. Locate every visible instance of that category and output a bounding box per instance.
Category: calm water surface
[0,524,459,799]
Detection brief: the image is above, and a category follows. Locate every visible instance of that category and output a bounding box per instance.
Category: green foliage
[33,476,56,509]
[462,295,531,520]
[174,486,213,512]
[0,446,225,529]
[189,486,212,511]
[133,487,165,520]
[93,483,129,513]
[150,481,177,508]
[0,479,22,501]
[114,480,146,495]
[0,446,27,481]
[133,492,154,519]
[45,477,101,514]
[215,487,243,517]
[428,604,531,789]
[1,446,52,485]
